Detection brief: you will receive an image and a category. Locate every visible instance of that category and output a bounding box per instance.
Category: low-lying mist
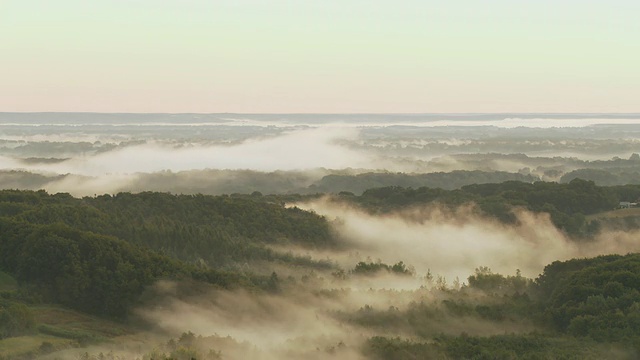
[2,120,640,196]
[4,114,640,359]
[45,271,538,360]
[4,128,371,176]
[295,198,640,281]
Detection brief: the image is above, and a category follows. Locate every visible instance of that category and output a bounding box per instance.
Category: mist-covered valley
[2,113,640,197]
[3,113,640,359]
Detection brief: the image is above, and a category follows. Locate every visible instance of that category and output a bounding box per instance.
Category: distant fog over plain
[1,113,639,196]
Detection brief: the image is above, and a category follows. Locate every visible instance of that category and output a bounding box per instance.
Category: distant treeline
[308,170,538,194]
[331,179,640,236]
[4,162,640,197]
[0,169,538,195]
[560,167,640,186]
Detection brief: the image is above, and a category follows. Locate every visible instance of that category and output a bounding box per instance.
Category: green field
[0,335,72,358]
[587,207,640,220]
[0,305,134,359]
[33,306,131,338]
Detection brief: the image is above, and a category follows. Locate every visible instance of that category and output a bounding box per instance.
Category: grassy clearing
[33,306,132,338]
[0,334,72,357]
[587,207,640,220]
[0,306,134,358]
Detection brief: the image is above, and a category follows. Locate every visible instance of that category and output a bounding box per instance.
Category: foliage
[340,179,622,236]
[313,170,539,194]
[0,272,17,292]
[351,261,413,276]
[0,189,341,318]
[36,324,106,343]
[0,217,253,318]
[535,253,640,343]
[363,334,608,360]
[0,302,35,339]
[0,190,335,269]
[468,267,531,295]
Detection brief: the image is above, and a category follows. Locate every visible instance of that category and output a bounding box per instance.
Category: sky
[1,0,639,113]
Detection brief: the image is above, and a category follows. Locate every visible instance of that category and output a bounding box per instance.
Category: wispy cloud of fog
[43,174,138,196]
[122,279,530,360]
[0,155,25,169]
[1,120,640,197]
[137,287,360,350]
[295,199,640,281]
[8,128,375,177]
[0,127,423,195]
[424,155,536,173]
[50,283,375,360]
[51,266,543,360]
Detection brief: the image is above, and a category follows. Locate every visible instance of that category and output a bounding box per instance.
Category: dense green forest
[0,218,254,318]
[0,190,335,320]
[2,182,640,359]
[331,178,640,237]
[0,190,334,268]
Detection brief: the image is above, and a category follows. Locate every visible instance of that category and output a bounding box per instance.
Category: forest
[1,180,640,359]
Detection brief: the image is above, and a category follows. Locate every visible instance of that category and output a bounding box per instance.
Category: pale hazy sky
[1,1,638,113]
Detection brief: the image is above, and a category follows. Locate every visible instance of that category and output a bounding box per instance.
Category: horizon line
[2,111,640,116]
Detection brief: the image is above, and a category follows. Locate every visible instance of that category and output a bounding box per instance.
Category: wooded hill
[3,181,640,358]
[0,190,335,319]
[331,178,640,237]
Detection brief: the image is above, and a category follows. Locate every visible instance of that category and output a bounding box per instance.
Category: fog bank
[297,199,640,280]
